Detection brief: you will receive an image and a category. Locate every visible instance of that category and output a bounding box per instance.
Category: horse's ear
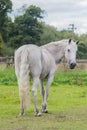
[76,41,79,45]
[69,39,72,44]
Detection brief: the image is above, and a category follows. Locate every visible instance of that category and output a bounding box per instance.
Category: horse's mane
[41,39,68,48]
[41,39,69,53]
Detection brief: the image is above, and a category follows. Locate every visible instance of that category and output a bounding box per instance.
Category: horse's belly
[40,51,56,79]
[40,65,51,79]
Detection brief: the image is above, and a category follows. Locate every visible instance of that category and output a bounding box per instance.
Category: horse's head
[65,39,79,69]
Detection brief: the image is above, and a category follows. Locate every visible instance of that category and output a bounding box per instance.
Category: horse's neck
[42,42,66,64]
[54,47,65,64]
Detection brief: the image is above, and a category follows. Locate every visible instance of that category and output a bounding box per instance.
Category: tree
[8,5,44,48]
[40,23,59,45]
[0,0,12,55]
[0,34,4,55]
[77,34,87,59]
[0,0,12,34]
[25,5,44,19]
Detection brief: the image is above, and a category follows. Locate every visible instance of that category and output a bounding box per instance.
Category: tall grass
[53,71,87,86]
[0,65,87,86]
[0,66,17,85]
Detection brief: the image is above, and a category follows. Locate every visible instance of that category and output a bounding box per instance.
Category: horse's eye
[68,49,70,52]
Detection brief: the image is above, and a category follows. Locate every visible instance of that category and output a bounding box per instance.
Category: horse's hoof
[19,113,24,116]
[35,112,41,117]
[42,109,48,113]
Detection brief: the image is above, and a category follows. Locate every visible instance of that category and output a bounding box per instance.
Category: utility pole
[68,24,77,39]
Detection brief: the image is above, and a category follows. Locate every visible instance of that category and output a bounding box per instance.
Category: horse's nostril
[70,63,76,69]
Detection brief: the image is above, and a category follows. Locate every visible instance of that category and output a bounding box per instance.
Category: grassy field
[0,65,87,130]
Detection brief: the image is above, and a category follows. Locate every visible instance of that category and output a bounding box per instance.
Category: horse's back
[15,44,42,78]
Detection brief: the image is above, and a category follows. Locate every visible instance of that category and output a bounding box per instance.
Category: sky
[11,0,87,35]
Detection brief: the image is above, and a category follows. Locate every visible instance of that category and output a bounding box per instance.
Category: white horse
[15,39,79,116]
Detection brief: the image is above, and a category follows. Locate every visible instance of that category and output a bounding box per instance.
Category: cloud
[11,0,87,34]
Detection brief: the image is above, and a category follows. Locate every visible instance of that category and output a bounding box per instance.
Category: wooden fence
[0,56,87,69]
[77,59,87,63]
[0,56,14,68]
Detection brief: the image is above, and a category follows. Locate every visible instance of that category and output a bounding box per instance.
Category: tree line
[0,0,87,59]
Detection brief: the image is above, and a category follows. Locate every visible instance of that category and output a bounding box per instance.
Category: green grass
[0,85,87,130]
[0,67,87,86]
[0,67,87,130]
[0,67,17,85]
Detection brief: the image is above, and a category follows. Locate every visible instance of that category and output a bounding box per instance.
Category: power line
[68,24,77,39]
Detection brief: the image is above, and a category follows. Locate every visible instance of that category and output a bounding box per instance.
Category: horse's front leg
[42,74,54,113]
[32,77,41,116]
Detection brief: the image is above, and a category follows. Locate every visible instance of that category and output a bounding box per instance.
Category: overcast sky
[11,0,87,35]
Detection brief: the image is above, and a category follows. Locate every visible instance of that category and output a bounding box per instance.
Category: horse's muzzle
[70,63,76,69]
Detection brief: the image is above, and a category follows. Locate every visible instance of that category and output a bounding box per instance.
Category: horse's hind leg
[40,80,45,104]
[32,77,41,116]
[18,76,29,116]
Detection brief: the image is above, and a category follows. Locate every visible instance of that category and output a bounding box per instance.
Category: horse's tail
[18,48,30,110]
